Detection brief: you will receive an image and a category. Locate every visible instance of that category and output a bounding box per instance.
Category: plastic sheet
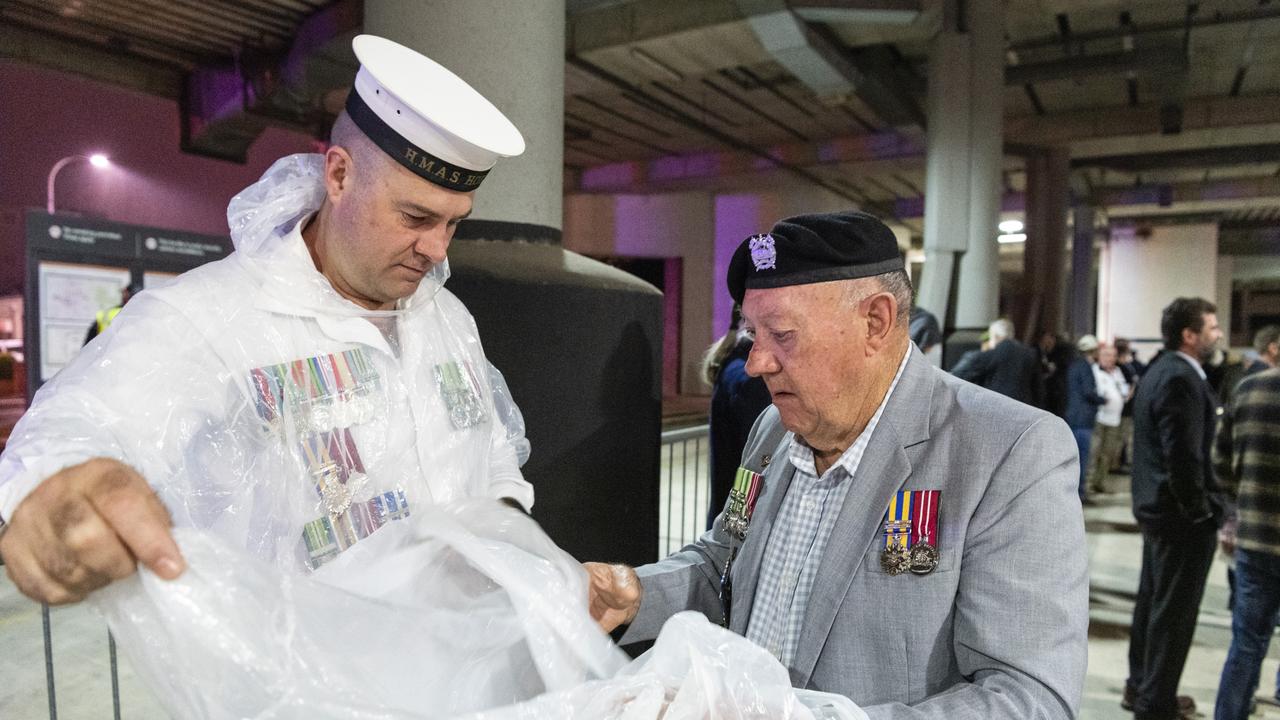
[92,500,626,719]
[94,501,867,720]
[463,612,868,720]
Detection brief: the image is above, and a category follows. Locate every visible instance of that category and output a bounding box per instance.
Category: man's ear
[1181,326,1198,349]
[323,145,354,205]
[864,292,898,354]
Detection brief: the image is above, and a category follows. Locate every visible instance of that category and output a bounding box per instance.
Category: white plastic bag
[92,500,625,719]
[460,612,867,720]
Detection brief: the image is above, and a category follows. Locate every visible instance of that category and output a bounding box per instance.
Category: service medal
[908,542,939,575]
[880,546,910,576]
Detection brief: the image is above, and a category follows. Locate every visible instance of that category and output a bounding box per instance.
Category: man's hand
[1219,518,1238,556]
[584,561,641,633]
[0,458,184,605]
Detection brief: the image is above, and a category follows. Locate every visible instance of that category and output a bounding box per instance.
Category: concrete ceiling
[3,0,1278,241]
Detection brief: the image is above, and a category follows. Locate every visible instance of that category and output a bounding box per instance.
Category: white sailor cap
[346,34,525,192]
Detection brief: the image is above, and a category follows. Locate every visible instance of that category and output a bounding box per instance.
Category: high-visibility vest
[95,306,123,334]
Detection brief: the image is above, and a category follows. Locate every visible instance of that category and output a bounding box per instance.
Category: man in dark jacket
[952,319,1045,407]
[1125,297,1223,720]
[1065,334,1105,502]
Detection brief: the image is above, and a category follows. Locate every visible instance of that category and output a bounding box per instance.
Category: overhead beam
[788,0,921,25]
[1091,176,1280,208]
[0,20,183,98]
[567,93,1280,194]
[1013,7,1280,52]
[1073,144,1280,172]
[1005,46,1187,86]
[568,0,742,53]
[568,129,925,193]
[1006,93,1280,146]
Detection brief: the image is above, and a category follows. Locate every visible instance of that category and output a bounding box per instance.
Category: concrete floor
[2,469,1279,718]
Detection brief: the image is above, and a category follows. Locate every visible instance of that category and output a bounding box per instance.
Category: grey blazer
[623,346,1088,719]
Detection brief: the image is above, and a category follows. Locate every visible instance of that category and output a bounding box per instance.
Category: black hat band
[345,89,490,192]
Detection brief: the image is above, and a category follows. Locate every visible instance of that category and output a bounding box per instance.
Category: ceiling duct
[733,0,924,126]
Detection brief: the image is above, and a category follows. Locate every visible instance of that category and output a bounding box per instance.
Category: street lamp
[47,153,112,214]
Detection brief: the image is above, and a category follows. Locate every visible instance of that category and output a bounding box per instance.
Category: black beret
[727,210,904,304]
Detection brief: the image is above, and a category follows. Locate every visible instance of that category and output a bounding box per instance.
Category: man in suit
[586,211,1088,719]
[1125,297,1223,720]
[952,318,1045,407]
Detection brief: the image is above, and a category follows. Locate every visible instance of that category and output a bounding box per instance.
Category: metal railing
[658,423,711,557]
[0,573,159,719]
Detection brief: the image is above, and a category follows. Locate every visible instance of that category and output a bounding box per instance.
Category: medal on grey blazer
[719,458,769,627]
[880,545,910,575]
[724,465,765,541]
[880,489,942,576]
[909,543,939,574]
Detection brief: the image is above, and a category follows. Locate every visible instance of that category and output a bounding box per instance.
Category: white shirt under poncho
[0,154,533,572]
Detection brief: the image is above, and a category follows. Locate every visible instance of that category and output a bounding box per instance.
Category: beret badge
[749,233,777,271]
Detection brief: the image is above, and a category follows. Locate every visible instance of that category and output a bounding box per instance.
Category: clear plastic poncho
[0,153,533,572]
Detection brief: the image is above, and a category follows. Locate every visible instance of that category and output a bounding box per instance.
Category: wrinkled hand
[0,458,184,605]
[584,561,641,634]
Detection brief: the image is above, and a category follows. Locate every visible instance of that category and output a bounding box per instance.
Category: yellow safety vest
[95,306,123,334]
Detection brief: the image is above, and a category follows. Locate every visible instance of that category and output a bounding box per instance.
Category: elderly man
[951,317,1044,407]
[1085,343,1131,495]
[587,211,1088,719]
[0,35,532,603]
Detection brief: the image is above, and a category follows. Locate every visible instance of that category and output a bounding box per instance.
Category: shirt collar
[1175,351,1208,380]
[789,344,913,481]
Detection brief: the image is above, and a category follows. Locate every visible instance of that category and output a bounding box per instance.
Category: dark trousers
[1126,520,1217,719]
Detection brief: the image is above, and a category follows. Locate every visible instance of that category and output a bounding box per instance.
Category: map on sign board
[38,261,130,380]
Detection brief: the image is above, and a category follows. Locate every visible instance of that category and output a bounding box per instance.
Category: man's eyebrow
[398,202,471,222]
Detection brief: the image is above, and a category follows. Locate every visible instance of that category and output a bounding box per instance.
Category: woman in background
[702,305,772,529]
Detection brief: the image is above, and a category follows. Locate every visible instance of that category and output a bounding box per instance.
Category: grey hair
[989,318,1014,342]
[1254,324,1280,354]
[842,269,913,327]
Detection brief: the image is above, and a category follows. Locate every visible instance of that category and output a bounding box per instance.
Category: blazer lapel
[789,346,937,687]
[788,423,912,686]
[729,433,797,635]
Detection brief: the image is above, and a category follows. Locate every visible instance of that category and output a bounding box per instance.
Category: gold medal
[880,546,910,576]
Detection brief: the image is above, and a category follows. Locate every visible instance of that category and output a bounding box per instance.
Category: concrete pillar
[919,0,1005,336]
[952,0,1005,330]
[364,0,564,229]
[1021,148,1070,340]
[1069,205,1095,339]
